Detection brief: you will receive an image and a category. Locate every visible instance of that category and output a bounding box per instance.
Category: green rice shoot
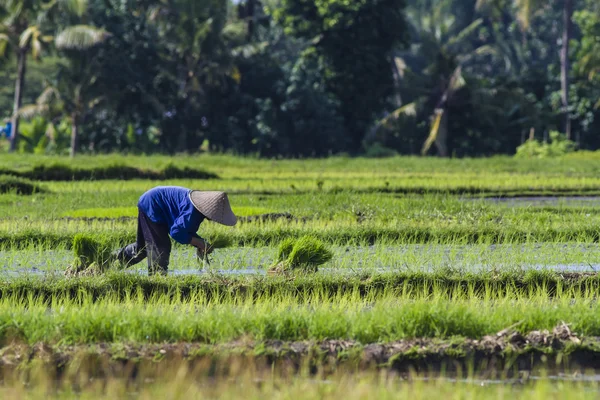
[271,235,333,273]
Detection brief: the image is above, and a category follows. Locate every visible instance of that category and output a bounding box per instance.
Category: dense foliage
[0,0,599,157]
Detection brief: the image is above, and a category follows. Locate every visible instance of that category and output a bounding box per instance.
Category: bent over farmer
[114,186,237,275]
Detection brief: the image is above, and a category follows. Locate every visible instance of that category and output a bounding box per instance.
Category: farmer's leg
[138,212,171,276]
[114,209,148,268]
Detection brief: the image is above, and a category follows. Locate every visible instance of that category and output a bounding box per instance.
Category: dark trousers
[116,208,171,275]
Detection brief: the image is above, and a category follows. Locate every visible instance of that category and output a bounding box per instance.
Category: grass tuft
[1,162,218,181]
[0,175,45,195]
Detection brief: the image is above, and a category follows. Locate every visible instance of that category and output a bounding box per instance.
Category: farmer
[114,186,237,275]
[1,119,11,139]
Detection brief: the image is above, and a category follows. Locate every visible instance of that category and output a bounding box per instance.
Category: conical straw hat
[189,191,237,226]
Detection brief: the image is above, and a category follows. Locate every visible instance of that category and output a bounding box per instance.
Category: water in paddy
[2,243,600,276]
[477,196,600,206]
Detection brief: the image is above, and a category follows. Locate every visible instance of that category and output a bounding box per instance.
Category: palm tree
[19,26,110,157]
[375,0,498,156]
[147,0,234,152]
[0,0,52,152]
[477,0,575,139]
[0,0,104,153]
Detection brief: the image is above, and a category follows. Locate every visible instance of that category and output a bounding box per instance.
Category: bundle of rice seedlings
[65,234,114,277]
[269,236,332,275]
[275,237,295,263]
[206,233,233,249]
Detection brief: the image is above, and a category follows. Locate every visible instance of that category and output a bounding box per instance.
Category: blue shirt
[2,122,11,138]
[138,186,204,245]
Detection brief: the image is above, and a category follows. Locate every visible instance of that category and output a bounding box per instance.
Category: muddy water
[2,243,600,277]
[475,196,600,206]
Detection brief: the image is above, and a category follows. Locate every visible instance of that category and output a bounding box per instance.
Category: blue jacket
[2,122,11,138]
[138,186,204,244]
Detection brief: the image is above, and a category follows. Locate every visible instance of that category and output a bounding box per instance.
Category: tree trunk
[9,49,27,152]
[70,113,78,158]
[561,0,573,140]
[246,0,256,42]
[391,57,403,108]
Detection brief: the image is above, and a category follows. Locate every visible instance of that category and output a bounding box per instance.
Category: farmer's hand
[192,237,213,258]
[196,245,213,259]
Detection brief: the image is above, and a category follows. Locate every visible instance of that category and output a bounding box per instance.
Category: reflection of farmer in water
[1,119,11,139]
[114,186,237,275]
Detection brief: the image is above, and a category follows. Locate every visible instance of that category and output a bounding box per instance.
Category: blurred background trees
[0,0,599,157]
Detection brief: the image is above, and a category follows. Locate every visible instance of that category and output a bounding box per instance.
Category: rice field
[2,154,600,397]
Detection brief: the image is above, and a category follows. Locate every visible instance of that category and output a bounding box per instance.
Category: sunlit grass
[0,286,599,344]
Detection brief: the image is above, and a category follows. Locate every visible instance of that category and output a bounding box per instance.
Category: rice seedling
[275,237,295,263]
[1,286,600,345]
[65,234,115,277]
[2,267,600,304]
[269,236,333,274]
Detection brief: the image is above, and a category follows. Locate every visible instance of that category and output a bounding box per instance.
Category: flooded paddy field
[3,243,600,276]
[4,156,600,396]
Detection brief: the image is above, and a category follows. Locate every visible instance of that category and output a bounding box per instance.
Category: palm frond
[375,102,418,131]
[57,0,87,17]
[421,109,445,156]
[514,0,544,31]
[19,25,40,48]
[55,25,110,50]
[514,0,531,30]
[37,86,60,105]
[87,96,103,109]
[445,19,484,49]
[447,66,466,96]
[0,32,9,57]
[45,122,56,140]
[393,56,407,78]
[31,35,42,59]
[18,104,47,119]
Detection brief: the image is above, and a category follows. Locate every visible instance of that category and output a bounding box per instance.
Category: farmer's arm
[170,210,213,254]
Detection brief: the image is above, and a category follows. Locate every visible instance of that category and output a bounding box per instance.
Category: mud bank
[1,325,599,379]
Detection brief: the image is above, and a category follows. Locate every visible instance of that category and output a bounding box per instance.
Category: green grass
[0,174,44,195]
[0,162,218,181]
[1,284,600,344]
[1,269,599,302]
[4,184,600,248]
[61,205,275,219]
[5,220,600,249]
